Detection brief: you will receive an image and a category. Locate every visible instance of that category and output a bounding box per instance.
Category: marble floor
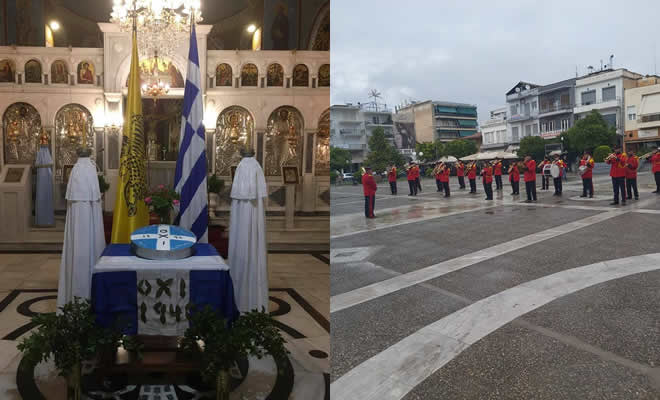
[0,251,329,399]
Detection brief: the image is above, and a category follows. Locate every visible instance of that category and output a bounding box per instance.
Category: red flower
[145,196,152,204]
[173,199,180,206]
[158,184,165,190]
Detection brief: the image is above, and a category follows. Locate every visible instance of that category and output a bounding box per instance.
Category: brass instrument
[605,153,617,162]
[464,161,476,176]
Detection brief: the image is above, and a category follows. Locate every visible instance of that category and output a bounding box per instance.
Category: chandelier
[110,0,203,58]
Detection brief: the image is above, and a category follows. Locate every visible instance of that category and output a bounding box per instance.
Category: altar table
[91,243,239,336]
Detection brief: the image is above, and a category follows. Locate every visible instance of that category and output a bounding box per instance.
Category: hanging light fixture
[110,0,203,58]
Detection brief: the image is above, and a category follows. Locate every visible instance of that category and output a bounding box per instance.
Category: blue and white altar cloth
[131,224,196,260]
[91,243,239,336]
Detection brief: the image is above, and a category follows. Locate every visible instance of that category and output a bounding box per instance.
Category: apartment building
[480,107,508,151]
[506,82,540,144]
[395,100,478,143]
[624,75,660,152]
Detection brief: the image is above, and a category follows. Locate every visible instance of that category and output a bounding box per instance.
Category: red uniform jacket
[554,160,566,177]
[580,158,594,179]
[439,168,450,183]
[509,167,520,182]
[493,162,502,176]
[524,160,537,182]
[467,164,477,179]
[456,164,465,177]
[607,153,627,178]
[362,173,377,196]
[482,166,493,184]
[388,168,397,182]
[407,167,416,181]
[413,166,420,179]
[625,156,639,179]
[652,153,660,173]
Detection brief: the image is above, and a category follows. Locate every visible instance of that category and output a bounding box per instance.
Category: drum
[542,164,553,176]
[578,165,587,176]
[550,164,560,178]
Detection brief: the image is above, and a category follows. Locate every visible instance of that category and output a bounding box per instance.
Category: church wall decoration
[54,104,94,183]
[50,60,68,84]
[318,64,330,87]
[292,64,309,87]
[24,59,42,83]
[127,57,184,88]
[263,0,298,50]
[215,63,232,87]
[315,108,330,176]
[264,106,304,176]
[282,166,299,184]
[214,106,254,176]
[77,61,95,84]
[241,63,258,87]
[311,12,330,51]
[2,102,42,164]
[0,59,16,82]
[267,63,284,87]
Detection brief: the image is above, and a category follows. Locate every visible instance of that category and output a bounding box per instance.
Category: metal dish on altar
[130,224,197,260]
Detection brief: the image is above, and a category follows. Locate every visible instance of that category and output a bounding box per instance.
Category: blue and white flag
[175,23,208,243]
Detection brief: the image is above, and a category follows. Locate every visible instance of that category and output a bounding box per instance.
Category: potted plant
[17,298,121,400]
[207,174,224,218]
[181,307,288,400]
[145,184,180,224]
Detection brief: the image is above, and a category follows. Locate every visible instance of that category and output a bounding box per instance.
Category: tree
[364,127,404,172]
[444,139,477,159]
[593,145,612,162]
[560,110,616,155]
[330,146,352,172]
[415,141,444,162]
[519,136,546,161]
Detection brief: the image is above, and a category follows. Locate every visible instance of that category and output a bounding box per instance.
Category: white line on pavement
[330,253,660,400]
[330,210,625,312]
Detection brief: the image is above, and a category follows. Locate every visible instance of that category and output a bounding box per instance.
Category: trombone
[464,161,476,176]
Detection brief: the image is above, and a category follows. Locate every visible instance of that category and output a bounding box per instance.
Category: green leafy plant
[330,146,352,172]
[364,127,405,172]
[97,175,110,194]
[594,145,612,162]
[330,169,337,183]
[519,136,546,162]
[182,307,288,399]
[207,174,225,194]
[144,184,180,223]
[121,335,144,361]
[17,298,121,400]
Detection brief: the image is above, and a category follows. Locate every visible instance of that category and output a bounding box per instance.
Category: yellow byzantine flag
[111,30,149,243]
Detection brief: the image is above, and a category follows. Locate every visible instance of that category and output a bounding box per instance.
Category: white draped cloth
[35,146,54,226]
[56,157,106,310]
[228,156,269,313]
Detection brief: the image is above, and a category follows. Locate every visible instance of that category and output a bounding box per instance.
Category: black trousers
[612,177,626,203]
[416,178,422,192]
[510,180,519,194]
[436,179,442,191]
[483,182,493,199]
[442,181,450,196]
[408,180,417,195]
[525,180,537,201]
[458,176,465,188]
[541,175,550,190]
[655,171,660,192]
[582,178,593,197]
[364,195,375,217]
[469,178,477,193]
[389,181,397,195]
[553,177,562,194]
[626,178,638,199]
[495,175,503,190]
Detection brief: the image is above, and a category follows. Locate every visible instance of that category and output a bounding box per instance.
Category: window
[533,124,538,135]
[524,103,531,115]
[627,106,636,121]
[561,119,569,130]
[532,101,537,111]
[581,90,596,105]
[510,105,518,115]
[548,120,554,131]
[525,125,532,136]
[602,113,617,128]
[512,127,519,141]
[602,86,616,101]
[560,94,570,107]
[541,123,546,133]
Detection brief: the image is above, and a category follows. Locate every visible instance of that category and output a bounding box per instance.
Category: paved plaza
[330,171,660,399]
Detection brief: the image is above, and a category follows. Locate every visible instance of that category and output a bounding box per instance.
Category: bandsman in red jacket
[625,150,639,200]
[466,161,477,194]
[439,163,451,197]
[606,146,627,205]
[493,158,503,191]
[387,164,398,195]
[508,162,520,195]
[413,163,422,193]
[652,148,660,194]
[579,151,595,198]
[406,163,418,196]
[362,166,377,218]
[481,161,494,200]
[456,161,466,189]
[523,155,537,203]
[434,162,443,192]
[551,154,566,196]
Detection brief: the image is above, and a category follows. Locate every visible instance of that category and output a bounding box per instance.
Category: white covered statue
[56,153,106,310]
[228,156,269,313]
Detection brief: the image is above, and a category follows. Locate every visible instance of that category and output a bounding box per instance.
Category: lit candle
[116,346,130,364]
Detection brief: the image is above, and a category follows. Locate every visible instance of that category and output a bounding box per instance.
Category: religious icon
[215,106,253,176]
[311,13,330,51]
[270,2,290,50]
[293,64,309,87]
[77,61,95,84]
[267,63,284,87]
[264,107,302,176]
[0,59,15,83]
[282,166,299,184]
[318,64,330,87]
[241,63,258,87]
[25,60,42,83]
[315,109,330,176]
[3,102,42,164]
[129,58,184,88]
[51,60,68,84]
[215,63,232,86]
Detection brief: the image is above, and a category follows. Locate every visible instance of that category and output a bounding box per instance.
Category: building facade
[538,78,575,140]
[480,107,508,150]
[624,75,660,152]
[395,100,478,144]
[330,104,367,168]
[506,82,540,145]
[573,68,642,144]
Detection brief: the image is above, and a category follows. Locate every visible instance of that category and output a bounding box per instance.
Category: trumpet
[605,153,617,162]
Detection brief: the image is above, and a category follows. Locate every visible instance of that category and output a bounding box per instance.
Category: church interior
[0,0,330,398]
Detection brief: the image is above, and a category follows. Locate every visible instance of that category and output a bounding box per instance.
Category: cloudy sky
[330,0,660,123]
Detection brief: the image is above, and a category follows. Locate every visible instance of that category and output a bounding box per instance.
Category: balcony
[574,97,621,115]
[637,113,660,129]
[335,143,367,151]
[508,113,535,122]
[540,129,565,139]
[339,129,363,136]
[538,104,573,117]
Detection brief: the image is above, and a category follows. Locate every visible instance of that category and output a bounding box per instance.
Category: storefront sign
[638,128,659,139]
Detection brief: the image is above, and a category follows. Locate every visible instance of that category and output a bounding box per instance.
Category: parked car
[342,173,354,182]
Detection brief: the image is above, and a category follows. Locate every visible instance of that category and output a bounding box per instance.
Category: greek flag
[174,23,208,243]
